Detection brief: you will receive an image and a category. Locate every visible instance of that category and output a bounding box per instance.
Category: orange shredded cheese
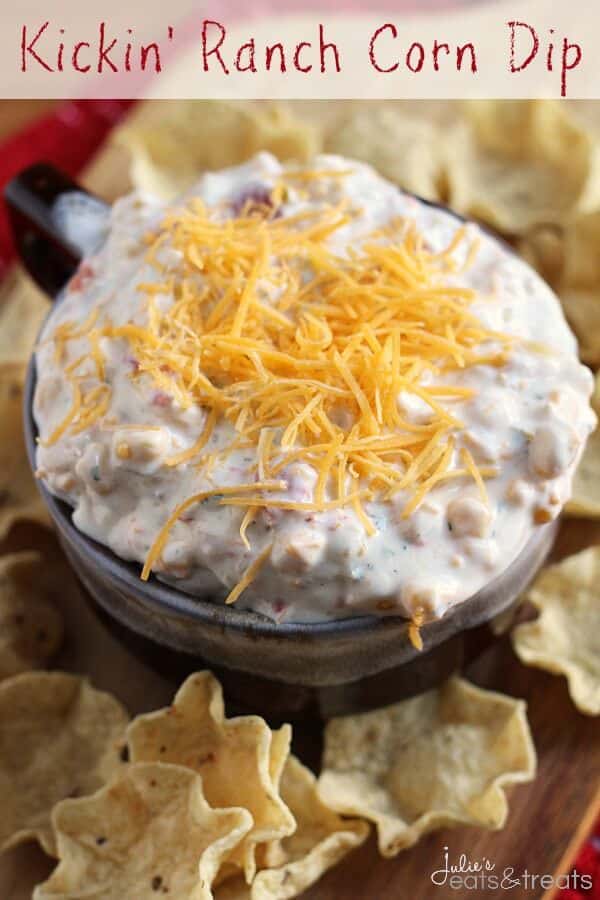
[408,607,425,651]
[141,481,286,581]
[225,542,274,605]
[164,408,217,467]
[239,506,257,550]
[460,446,489,505]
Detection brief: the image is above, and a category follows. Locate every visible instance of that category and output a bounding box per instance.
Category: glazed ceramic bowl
[10,163,558,718]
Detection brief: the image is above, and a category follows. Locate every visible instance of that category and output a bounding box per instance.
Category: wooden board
[0,102,599,899]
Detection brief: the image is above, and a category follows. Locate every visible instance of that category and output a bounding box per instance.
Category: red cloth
[558,818,600,896]
[0,99,134,278]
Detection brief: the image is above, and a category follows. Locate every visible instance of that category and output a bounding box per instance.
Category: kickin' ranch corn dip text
[34,154,596,625]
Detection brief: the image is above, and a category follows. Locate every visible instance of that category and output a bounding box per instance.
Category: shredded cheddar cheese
[164,408,217,467]
[408,607,426,651]
[225,542,274,605]
[140,481,286,582]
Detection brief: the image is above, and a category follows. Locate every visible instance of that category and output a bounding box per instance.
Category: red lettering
[20,21,53,72]
[294,41,312,73]
[140,42,161,72]
[508,20,539,73]
[98,22,118,73]
[72,42,90,72]
[57,32,65,71]
[432,41,450,72]
[457,42,477,72]
[561,38,582,97]
[406,42,425,73]
[202,19,229,73]
[546,29,555,70]
[319,24,340,73]
[235,39,256,73]
[369,23,398,73]
[266,42,286,72]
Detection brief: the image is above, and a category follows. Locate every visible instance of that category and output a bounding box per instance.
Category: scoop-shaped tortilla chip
[249,755,368,900]
[317,676,536,857]
[566,372,600,517]
[325,107,443,201]
[0,270,48,366]
[34,762,253,900]
[559,289,600,367]
[512,547,600,715]
[552,214,600,366]
[566,423,600,517]
[0,672,129,855]
[446,101,600,234]
[0,363,50,539]
[0,551,63,680]
[516,224,565,288]
[252,724,295,871]
[118,101,320,200]
[126,672,296,882]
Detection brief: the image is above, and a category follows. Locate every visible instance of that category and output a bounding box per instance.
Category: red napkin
[559,818,600,897]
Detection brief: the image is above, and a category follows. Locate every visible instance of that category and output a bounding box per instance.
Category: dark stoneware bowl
[13,164,558,718]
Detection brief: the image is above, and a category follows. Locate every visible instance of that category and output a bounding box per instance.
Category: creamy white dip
[34,154,596,623]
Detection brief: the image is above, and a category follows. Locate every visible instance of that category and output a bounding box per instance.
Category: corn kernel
[533,506,553,524]
[116,442,132,460]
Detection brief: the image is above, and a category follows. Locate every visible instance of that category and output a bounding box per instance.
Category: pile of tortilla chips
[1,98,600,897]
[0,666,538,899]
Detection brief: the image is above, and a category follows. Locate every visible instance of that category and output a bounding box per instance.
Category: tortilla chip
[0,672,129,855]
[512,547,600,715]
[550,209,600,364]
[248,756,368,900]
[558,289,600,366]
[214,877,251,900]
[516,224,565,288]
[34,763,252,900]
[565,427,600,519]
[214,756,367,899]
[252,724,296,872]
[567,426,600,517]
[317,676,536,857]
[489,600,523,637]
[118,101,320,200]
[214,723,294,889]
[0,270,48,365]
[446,101,600,234]
[566,372,600,517]
[126,672,296,882]
[325,107,442,201]
[0,362,50,539]
[0,551,63,680]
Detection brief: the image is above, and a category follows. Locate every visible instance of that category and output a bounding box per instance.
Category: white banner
[3,0,599,99]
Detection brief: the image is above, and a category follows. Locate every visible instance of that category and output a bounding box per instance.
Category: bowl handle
[4,163,109,299]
